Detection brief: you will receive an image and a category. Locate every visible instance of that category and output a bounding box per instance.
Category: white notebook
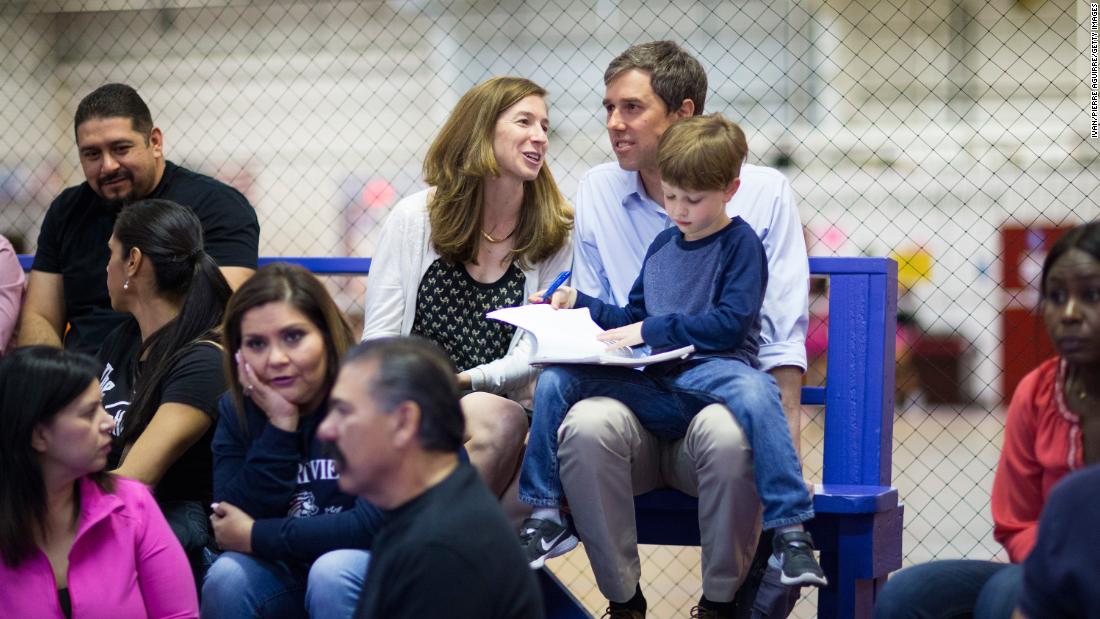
[487,304,694,367]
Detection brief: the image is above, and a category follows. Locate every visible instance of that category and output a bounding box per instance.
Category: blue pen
[541,270,571,303]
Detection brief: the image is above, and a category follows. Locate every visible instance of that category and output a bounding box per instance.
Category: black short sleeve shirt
[33,161,259,353]
[97,318,227,504]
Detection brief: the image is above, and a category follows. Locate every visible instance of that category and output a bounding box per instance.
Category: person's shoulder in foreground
[1018,463,1100,619]
[361,462,543,619]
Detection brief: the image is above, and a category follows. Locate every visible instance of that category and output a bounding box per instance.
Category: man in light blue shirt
[573,163,809,375]
[551,41,809,619]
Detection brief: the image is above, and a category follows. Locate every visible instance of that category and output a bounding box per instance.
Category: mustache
[98,170,133,185]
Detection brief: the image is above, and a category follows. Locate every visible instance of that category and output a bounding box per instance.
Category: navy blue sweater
[576,218,766,368]
[1020,464,1100,618]
[212,394,383,563]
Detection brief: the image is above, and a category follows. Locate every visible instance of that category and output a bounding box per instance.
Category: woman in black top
[97,198,231,567]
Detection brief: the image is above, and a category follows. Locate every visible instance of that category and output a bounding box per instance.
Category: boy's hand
[528,285,577,309]
[598,321,644,351]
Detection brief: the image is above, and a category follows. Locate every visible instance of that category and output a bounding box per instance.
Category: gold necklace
[1070,366,1097,401]
[481,228,514,243]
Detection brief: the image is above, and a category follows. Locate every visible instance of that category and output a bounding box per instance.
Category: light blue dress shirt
[572,161,809,372]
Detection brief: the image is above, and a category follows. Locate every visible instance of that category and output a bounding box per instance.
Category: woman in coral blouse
[0,346,197,619]
[875,220,1100,619]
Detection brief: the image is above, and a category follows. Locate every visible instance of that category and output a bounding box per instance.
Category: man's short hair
[73,83,153,140]
[346,337,464,452]
[604,41,708,115]
[657,113,748,191]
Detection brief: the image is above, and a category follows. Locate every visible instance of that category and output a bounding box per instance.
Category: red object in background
[360,179,395,209]
[1000,225,1067,405]
[911,332,967,405]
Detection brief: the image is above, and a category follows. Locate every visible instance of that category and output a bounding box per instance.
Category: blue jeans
[201,549,370,619]
[520,357,813,529]
[873,560,1021,619]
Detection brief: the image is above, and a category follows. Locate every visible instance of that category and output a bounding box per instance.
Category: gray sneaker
[769,530,828,587]
[518,517,579,569]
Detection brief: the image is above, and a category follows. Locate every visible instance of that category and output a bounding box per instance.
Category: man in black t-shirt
[318,337,543,619]
[19,83,259,354]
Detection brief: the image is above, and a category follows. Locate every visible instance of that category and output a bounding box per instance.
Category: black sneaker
[689,595,737,618]
[602,607,644,619]
[518,517,578,569]
[603,585,646,618]
[769,530,828,587]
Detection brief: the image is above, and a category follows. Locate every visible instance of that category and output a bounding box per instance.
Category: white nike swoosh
[540,529,566,552]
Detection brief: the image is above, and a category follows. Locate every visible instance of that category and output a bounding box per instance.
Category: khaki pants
[558,397,763,603]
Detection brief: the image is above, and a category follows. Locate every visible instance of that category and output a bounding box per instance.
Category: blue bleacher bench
[17,253,902,617]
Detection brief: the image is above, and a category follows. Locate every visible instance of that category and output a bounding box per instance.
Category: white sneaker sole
[779,571,828,587]
[769,553,828,587]
[527,535,579,570]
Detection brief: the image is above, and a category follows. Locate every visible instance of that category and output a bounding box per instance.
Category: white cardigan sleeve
[361,194,425,341]
[466,233,574,396]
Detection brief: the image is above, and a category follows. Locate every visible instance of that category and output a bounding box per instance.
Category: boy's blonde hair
[657,113,748,191]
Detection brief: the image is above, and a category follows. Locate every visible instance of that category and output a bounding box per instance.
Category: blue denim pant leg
[667,358,813,529]
[305,549,371,619]
[519,363,697,507]
[201,551,308,619]
[974,562,1021,619]
[873,559,1012,619]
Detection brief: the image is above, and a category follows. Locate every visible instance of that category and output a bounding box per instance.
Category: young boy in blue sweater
[517,114,826,590]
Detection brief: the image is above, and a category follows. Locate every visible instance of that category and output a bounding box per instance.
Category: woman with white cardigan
[362,76,573,498]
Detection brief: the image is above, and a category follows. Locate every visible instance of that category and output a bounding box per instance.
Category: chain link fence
[2,0,1098,615]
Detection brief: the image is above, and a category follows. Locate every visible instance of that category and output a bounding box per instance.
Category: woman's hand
[457,372,472,390]
[237,350,299,432]
[210,501,254,554]
[598,322,645,351]
[528,285,577,309]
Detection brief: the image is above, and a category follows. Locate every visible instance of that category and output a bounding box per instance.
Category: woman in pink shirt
[0,346,198,618]
[0,234,24,355]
